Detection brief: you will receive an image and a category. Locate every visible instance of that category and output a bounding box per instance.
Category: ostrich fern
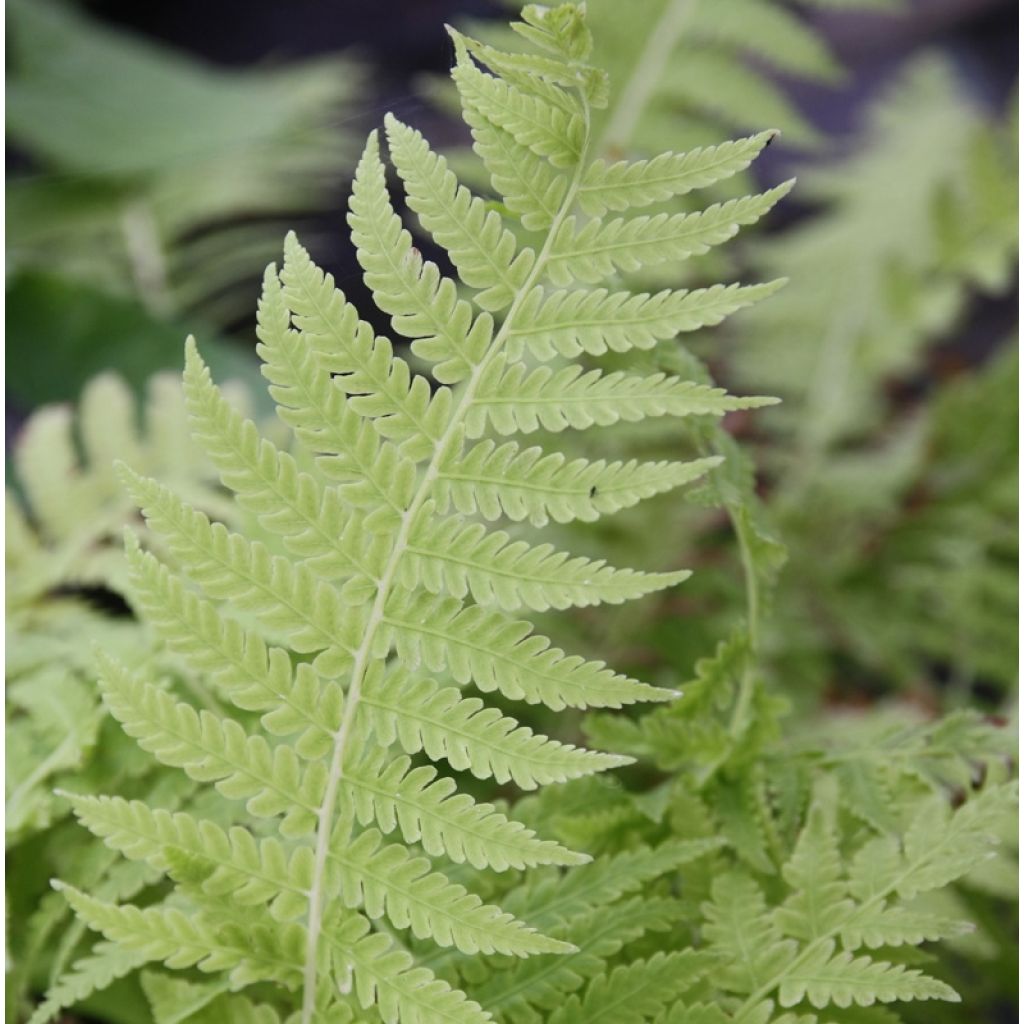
[44,5,787,1023]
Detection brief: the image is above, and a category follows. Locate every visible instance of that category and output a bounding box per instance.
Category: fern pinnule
[50,5,788,1022]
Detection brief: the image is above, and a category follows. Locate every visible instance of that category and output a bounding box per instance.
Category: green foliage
[9,4,1017,1024]
[36,5,790,1023]
[5,372,256,1022]
[7,0,361,326]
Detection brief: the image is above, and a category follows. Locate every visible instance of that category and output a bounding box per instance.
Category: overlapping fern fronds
[45,5,787,1023]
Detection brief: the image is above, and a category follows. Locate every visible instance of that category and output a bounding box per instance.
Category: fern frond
[121,538,339,757]
[458,96,569,232]
[325,912,491,1024]
[140,971,231,1024]
[546,181,793,285]
[437,439,722,526]
[55,885,304,989]
[548,950,718,1024]
[96,653,324,836]
[839,907,975,951]
[256,261,431,502]
[359,664,631,787]
[348,132,493,386]
[385,590,674,710]
[50,6,793,1020]
[345,749,586,871]
[67,792,560,958]
[507,280,786,360]
[335,828,572,957]
[385,114,536,312]
[703,872,796,995]
[181,340,372,576]
[26,941,149,1024]
[472,897,681,1020]
[505,838,725,930]
[452,56,585,170]
[275,235,449,459]
[403,505,689,612]
[777,940,959,1009]
[469,359,776,436]
[119,470,358,658]
[578,130,779,215]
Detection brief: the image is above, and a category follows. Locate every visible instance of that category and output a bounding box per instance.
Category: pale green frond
[277,234,450,459]
[452,56,585,170]
[140,971,230,1024]
[437,437,722,527]
[456,85,569,232]
[336,828,571,957]
[505,838,726,929]
[384,114,536,312]
[473,898,682,1020]
[469,358,777,435]
[120,471,361,659]
[777,940,959,1009]
[702,872,797,995]
[348,129,493,385]
[548,950,718,1024]
[546,182,795,285]
[403,503,688,612]
[849,784,1018,901]
[508,280,787,360]
[68,792,559,959]
[27,941,149,1024]
[358,664,631,788]
[121,539,339,758]
[143,975,278,1024]
[453,29,606,106]
[840,908,975,951]
[510,2,595,62]
[578,130,779,216]
[256,261,415,508]
[181,340,374,574]
[54,885,304,990]
[775,785,855,940]
[327,912,491,1024]
[96,653,325,836]
[66,795,312,922]
[385,589,676,710]
[345,749,586,872]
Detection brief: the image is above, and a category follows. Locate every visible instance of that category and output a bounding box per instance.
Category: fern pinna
[50,5,786,1023]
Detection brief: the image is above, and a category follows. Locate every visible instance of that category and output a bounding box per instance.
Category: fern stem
[597,0,695,154]
[727,510,761,740]
[299,106,594,1023]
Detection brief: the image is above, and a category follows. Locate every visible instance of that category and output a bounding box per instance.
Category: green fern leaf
[578,130,779,215]
[468,359,777,436]
[96,653,325,836]
[26,941,149,1024]
[546,181,793,285]
[548,950,718,1024]
[47,6,792,1019]
[54,885,304,989]
[507,280,786,360]
[358,664,631,787]
[777,940,959,1009]
[436,438,722,527]
[403,504,689,611]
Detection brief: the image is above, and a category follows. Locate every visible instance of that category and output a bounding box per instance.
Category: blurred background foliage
[4,0,1018,1021]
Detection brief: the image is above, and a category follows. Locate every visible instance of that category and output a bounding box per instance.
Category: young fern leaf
[53,5,787,1022]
